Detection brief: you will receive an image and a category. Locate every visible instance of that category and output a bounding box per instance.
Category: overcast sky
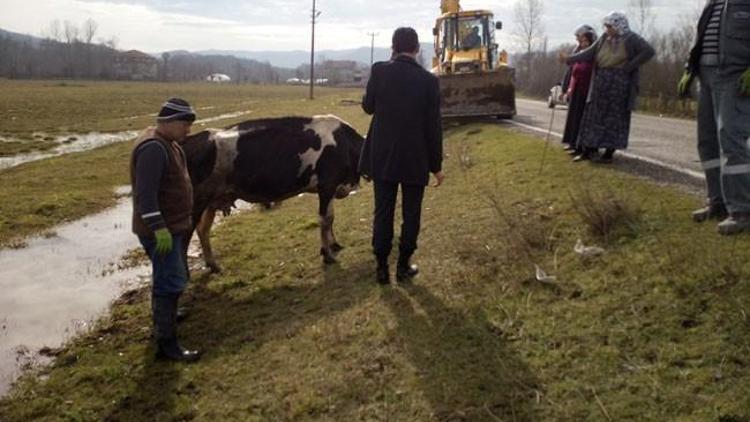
[0,0,705,53]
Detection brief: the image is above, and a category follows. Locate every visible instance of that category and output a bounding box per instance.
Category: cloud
[0,0,702,53]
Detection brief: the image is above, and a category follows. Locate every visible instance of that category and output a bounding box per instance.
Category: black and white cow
[181,115,364,271]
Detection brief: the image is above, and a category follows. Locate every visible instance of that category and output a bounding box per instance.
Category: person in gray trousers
[679,0,750,235]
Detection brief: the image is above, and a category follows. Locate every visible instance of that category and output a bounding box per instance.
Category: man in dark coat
[360,27,445,285]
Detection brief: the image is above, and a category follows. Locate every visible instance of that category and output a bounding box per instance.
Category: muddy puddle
[0,131,139,170]
[0,110,254,171]
[0,191,259,397]
[0,187,148,396]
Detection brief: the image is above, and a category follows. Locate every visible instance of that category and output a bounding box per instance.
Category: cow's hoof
[331,243,344,253]
[207,262,223,274]
[323,255,338,265]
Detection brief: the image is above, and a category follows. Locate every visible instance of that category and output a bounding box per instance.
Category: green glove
[154,228,173,256]
[677,71,694,98]
[740,68,750,96]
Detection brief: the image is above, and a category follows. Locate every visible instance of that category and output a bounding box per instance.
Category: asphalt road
[503,98,702,177]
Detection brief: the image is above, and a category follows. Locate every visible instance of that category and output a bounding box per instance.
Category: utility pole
[309,0,321,100]
[367,32,378,67]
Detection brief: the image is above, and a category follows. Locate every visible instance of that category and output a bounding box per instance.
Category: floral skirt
[577,68,632,150]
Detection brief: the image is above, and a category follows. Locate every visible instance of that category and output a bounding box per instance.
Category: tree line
[0,19,293,83]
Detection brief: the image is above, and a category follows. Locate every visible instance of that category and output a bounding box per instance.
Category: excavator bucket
[438,66,516,118]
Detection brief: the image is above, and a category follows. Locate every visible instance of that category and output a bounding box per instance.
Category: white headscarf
[603,11,631,37]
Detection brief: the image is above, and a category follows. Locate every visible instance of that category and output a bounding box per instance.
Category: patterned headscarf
[603,11,630,37]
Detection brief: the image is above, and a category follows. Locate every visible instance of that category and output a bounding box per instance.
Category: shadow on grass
[103,348,182,421]
[101,259,376,418]
[186,260,375,359]
[382,283,541,421]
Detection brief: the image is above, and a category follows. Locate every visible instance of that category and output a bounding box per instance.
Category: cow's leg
[196,207,222,273]
[318,189,337,264]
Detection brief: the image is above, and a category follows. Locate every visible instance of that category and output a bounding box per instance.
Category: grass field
[0,82,366,246]
[0,80,359,154]
[1,114,749,420]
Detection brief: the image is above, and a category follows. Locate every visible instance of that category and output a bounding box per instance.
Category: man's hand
[677,71,694,98]
[740,68,750,96]
[432,171,445,187]
[154,228,173,256]
[558,52,569,64]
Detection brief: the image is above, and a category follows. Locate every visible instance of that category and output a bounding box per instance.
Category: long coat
[359,55,443,186]
[566,32,655,110]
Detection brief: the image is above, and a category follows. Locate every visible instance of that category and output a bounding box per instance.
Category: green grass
[0,83,367,246]
[0,81,358,154]
[2,123,749,420]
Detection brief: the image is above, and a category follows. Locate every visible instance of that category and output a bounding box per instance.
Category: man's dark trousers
[373,179,425,261]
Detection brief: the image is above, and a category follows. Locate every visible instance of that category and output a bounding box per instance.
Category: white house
[206,73,231,83]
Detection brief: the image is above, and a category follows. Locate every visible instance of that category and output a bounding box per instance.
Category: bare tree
[83,19,98,45]
[627,0,656,40]
[512,0,545,92]
[104,35,119,50]
[46,20,62,42]
[63,20,79,44]
[512,0,544,56]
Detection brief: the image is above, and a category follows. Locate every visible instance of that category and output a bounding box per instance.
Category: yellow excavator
[432,0,516,118]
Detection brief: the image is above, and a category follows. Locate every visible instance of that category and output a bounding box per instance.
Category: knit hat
[157,98,196,122]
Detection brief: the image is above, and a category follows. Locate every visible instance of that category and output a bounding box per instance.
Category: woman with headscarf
[560,11,655,163]
[561,25,597,156]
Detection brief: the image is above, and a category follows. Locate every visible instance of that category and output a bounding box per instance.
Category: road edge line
[503,119,706,182]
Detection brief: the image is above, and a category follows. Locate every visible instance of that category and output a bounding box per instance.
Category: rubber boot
[152,293,201,362]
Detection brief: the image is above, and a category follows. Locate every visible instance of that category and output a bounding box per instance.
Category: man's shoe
[692,203,727,223]
[717,214,750,236]
[376,265,390,285]
[396,264,419,283]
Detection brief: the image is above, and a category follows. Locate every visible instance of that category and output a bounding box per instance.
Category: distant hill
[195,44,435,69]
[0,25,434,72]
[0,28,41,46]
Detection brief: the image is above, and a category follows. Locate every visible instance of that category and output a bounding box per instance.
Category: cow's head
[332,121,365,198]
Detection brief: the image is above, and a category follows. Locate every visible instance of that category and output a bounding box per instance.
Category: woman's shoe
[593,148,615,164]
